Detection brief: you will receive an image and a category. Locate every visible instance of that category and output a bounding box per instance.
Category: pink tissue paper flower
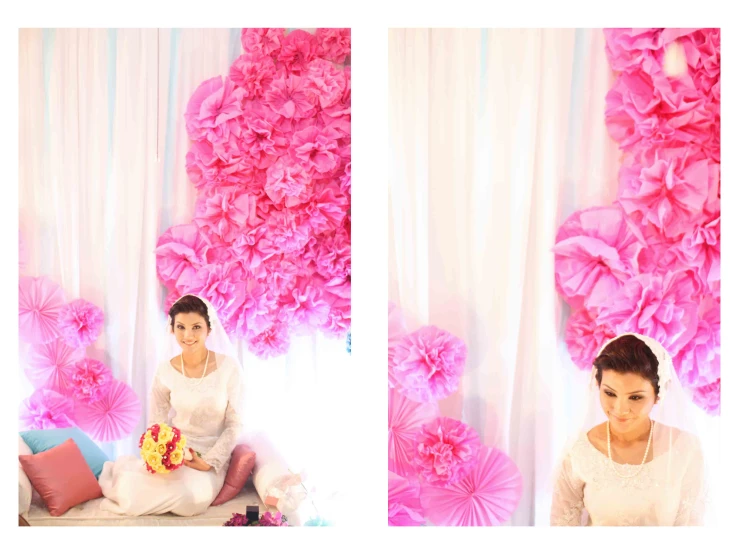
[303,185,349,234]
[19,275,66,345]
[20,388,75,431]
[240,112,289,169]
[57,299,104,348]
[339,161,351,194]
[604,28,698,74]
[391,326,467,403]
[595,271,698,357]
[266,210,312,254]
[228,53,277,100]
[413,417,481,487]
[227,281,275,339]
[618,148,717,238]
[248,322,291,359]
[389,388,440,477]
[320,295,351,338]
[565,308,617,371]
[553,206,643,310]
[26,339,84,393]
[315,28,351,64]
[263,73,317,120]
[388,471,425,526]
[194,187,257,244]
[289,126,343,177]
[264,157,311,205]
[74,379,141,442]
[189,262,244,321]
[677,216,720,294]
[277,29,317,74]
[241,28,284,58]
[70,358,113,403]
[304,58,347,109]
[155,223,210,291]
[283,278,330,330]
[673,297,719,388]
[691,378,720,416]
[184,77,244,144]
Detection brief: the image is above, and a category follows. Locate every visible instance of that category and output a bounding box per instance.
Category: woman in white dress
[99,294,245,517]
[550,333,708,526]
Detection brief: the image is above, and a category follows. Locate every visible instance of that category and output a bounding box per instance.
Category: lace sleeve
[202,361,244,474]
[674,441,707,526]
[551,452,586,526]
[148,369,171,426]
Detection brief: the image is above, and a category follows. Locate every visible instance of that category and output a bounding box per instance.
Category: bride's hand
[183,448,212,471]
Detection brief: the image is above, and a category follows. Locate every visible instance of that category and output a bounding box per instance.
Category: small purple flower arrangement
[224,511,289,527]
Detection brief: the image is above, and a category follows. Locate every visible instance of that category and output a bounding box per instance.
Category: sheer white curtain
[389,28,625,526]
[18,28,348,502]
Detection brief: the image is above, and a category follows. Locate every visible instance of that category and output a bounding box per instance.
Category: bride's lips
[612,415,632,423]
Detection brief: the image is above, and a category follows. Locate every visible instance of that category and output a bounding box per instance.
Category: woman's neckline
[169,351,224,380]
[582,424,676,467]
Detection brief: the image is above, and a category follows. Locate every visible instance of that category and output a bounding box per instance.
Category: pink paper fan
[26,339,84,393]
[19,276,66,344]
[388,388,439,477]
[389,471,425,526]
[74,379,141,442]
[420,446,523,526]
[20,388,75,430]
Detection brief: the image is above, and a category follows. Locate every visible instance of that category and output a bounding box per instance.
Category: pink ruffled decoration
[20,388,75,431]
[553,207,643,310]
[691,378,720,416]
[57,299,104,348]
[388,389,440,478]
[190,262,244,321]
[595,271,698,357]
[304,59,347,109]
[26,339,84,393]
[419,446,523,526]
[277,29,317,74]
[241,28,284,57]
[565,308,616,371]
[673,298,719,388]
[264,158,310,205]
[184,77,244,144]
[320,295,351,338]
[19,276,66,344]
[155,223,210,291]
[74,380,141,442]
[228,53,277,100]
[413,417,481,486]
[391,326,468,403]
[263,73,316,121]
[284,278,331,330]
[248,322,291,359]
[618,148,717,238]
[289,126,343,177]
[315,28,351,64]
[240,112,289,169]
[677,216,720,294]
[69,358,113,403]
[194,187,257,243]
[388,471,425,526]
[604,29,698,74]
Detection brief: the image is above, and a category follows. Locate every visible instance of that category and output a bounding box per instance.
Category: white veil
[554,332,712,525]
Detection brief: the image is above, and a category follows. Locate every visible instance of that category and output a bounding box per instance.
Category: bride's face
[173,312,210,353]
[599,370,658,433]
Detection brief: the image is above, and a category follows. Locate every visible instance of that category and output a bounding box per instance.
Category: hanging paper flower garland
[387,303,523,526]
[554,28,720,415]
[156,28,351,359]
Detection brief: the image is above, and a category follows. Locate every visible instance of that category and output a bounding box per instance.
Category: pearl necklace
[607,419,654,479]
[180,349,209,387]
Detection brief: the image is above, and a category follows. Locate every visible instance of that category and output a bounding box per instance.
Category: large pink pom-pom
[691,378,720,415]
[184,77,244,144]
[315,28,351,64]
[74,380,140,442]
[70,358,113,403]
[228,53,276,100]
[289,125,343,177]
[155,223,210,291]
[413,417,481,487]
[304,58,347,109]
[263,73,316,120]
[389,389,439,477]
[553,207,643,310]
[194,187,257,244]
[673,298,719,388]
[241,28,284,57]
[277,29,317,74]
[595,271,698,357]
[19,276,66,345]
[26,339,84,393]
[388,471,425,526]
[391,326,468,403]
[565,308,616,371]
[20,388,75,430]
[248,322,291,359]
[57,299,104,348]
[677,216,719,294]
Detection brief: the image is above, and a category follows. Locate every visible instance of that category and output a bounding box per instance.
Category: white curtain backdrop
[388,28,719,526]
[18,28,350,513]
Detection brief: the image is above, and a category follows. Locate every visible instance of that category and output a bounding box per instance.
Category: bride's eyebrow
[604,384,645,394]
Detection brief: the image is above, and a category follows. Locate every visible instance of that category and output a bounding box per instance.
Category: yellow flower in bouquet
[139,423,186,474]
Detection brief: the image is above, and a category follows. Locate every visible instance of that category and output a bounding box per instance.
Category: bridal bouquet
[139,423,187,474]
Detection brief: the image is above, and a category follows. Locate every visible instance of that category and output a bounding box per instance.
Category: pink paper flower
[229,53,277,100]
[595,271,698,357]
[70,358,113,403]
[315,28,351,64]
[303,185,349,234]
[241,28,284,57]
[155,223,210,291]
[230,225,275,273]
[240,112,289,169]
[266,210,312,254]
[283,278,330,329]
[320,295,351,338]
[194,187,257,244]
[248,322,291,359]
[389,389,440,477]
[189,262,244,321]
[264,157,311,205]
[618,148,717,238]
[339,161,351,194]
[289,126,343,177]
[227,281,274,339]
[604,28,697,74]
[691,378,720,416]
[277,29,317,74]
[20,388,75,430]
[565,308,617,371]
[388,471,425,526]
[673,298,719,388]
[19,276,66,345]
[413,417,481,487]
[263,73,317,120]
[304,58,347,109]
[26,339,84,393]
[314,228,351,285]
[57,299,104,348]
[553,207,643,310]
[184,77,244,144]
[74,379,141,442]
[391,326,467,403]
[677,216,720,294]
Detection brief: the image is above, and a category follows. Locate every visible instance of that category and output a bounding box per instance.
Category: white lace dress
[550,431,706,526]
[99,354,243,517]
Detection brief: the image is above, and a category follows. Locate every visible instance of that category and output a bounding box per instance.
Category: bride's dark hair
[593,335,660,396]
[169,295,211,331]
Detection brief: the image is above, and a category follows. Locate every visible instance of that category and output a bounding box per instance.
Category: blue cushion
[19,427,109,479]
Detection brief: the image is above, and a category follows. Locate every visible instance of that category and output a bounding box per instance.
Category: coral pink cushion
[211,444,257,506]
[18,438,103,516]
